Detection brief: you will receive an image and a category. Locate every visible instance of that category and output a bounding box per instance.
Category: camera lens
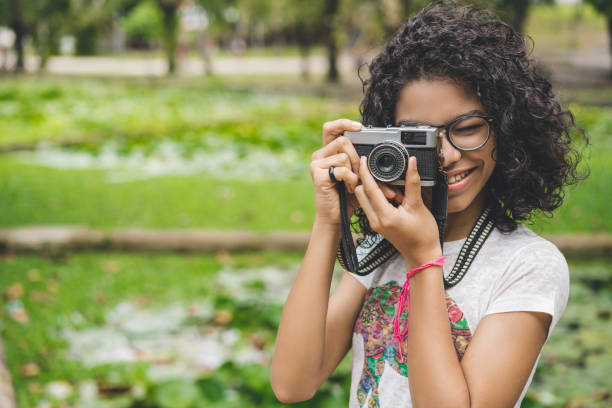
[377,154,395,173]
[368,142,408,183]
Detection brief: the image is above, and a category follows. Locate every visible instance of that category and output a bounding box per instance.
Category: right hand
[310,119,411,227]
[310,119,362,226]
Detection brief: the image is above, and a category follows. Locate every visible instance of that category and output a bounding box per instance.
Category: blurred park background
[0,0,611,407]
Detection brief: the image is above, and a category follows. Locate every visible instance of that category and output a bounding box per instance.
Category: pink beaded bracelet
[392,256,445,363]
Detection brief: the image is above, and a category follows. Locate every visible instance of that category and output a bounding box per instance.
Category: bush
[122,1,163,49]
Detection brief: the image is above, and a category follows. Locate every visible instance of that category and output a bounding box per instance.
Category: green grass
[0,76,609,234]
[0,76,356,153]
[0,159,316,230]
[525,3,608,52]
[0,251,351,407]
[0,252,609,407]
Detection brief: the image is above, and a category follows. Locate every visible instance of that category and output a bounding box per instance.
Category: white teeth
[449,170,471,184]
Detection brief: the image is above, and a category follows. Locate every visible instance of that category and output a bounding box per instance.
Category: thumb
[402,156,422,208]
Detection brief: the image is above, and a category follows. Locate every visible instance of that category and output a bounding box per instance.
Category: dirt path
[1,226,610,258]
[13,46,612,90]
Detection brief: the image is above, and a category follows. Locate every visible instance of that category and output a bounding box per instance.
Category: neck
[444,190,488,242]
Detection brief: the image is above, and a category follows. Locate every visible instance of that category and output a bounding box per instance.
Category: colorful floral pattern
[354,281,472,407]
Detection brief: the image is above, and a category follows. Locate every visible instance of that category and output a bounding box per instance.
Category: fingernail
[352,121,362,128]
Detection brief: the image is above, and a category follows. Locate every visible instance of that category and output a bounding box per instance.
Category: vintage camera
[344,125,441,186]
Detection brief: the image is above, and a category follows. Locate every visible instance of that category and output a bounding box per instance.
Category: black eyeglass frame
[433,113,495,152]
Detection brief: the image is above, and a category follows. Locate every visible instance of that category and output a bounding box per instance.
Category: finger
[311,152,351,172]
[402,156,423,208]
[354,185,380,229]
[312,136,361,175]
[359,156,394,213]
[378,182,402,204]
[327,166,359,193]
[322,119,362,146]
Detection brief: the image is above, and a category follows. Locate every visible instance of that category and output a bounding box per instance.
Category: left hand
[353,155,442,269]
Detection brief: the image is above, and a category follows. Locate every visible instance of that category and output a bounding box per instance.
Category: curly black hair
[354,0,587,242]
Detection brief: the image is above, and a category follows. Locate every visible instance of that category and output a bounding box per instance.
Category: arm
[270,219,366,402]
[271,119,367,402]
[354,156,554,407]
[407,267,551,408]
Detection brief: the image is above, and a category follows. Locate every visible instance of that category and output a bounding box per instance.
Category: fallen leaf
[215,251,234,266]
[30,290,54,304]
[249,333,267,350]
[27,269,41,282]
[21,362,40,377]
[10,308,29,324]
[213,309,233,325]
[102,260,121,274]
[5,283,24,300]
[94,293,106,305]
[46,279,60,294]
[28,382,43,393]
[6,301,29,324]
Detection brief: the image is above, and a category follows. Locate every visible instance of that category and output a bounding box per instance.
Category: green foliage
[0,252,609,407]
[584,0,612,16]
[0,76,607,234]
[121,1,163,48]
[153,380,204,408]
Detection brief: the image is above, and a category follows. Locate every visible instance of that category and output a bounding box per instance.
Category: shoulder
[484,224,569,337]
[499,224,567,271]
[485,224,567,271]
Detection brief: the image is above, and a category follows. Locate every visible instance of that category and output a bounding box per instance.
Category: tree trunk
[199,31,213,76]
[9,0,26,73]
[510,0,529,33]
[34,23,55,71]
[75,26,99,56]
[608,15,612,76]
[296,22,310,80]
[324,0,340,83]
[157,1,179,75]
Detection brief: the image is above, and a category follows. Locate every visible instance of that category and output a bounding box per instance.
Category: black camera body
[344,125,441,186]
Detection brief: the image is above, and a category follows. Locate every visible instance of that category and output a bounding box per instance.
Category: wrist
[312,215,342,241]
[402,247,443,271]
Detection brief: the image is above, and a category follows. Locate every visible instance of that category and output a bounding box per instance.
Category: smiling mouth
[448,168,475,184]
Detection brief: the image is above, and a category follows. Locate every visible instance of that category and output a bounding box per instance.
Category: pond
[0,252,609,408]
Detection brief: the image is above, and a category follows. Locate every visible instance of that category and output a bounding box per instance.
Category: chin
[447,200,471,215]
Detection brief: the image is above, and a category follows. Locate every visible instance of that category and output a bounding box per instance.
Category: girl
[271,2,585,407]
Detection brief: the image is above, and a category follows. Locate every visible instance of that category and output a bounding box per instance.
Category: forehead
[394,79,484,125]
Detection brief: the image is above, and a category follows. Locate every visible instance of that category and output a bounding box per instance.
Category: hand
[310,119,362,226]
[353,155,442,269]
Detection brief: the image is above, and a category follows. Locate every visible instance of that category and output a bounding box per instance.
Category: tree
[584,0,612,73]
[495,0,530,33]
[0,0,26,72]
[154,0,181,74]
[324,0,340,82]
[67,0,134,56]
[32,0,70,69]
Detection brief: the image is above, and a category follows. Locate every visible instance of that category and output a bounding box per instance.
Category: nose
[441,135,462,169]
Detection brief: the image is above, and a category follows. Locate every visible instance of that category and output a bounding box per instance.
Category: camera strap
[335,179,359,273]
[335,170,494,289]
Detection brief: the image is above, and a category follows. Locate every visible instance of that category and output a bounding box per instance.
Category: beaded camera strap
[336,206,494,289]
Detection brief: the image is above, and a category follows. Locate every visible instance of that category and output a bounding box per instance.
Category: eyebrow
[396,109,485,127]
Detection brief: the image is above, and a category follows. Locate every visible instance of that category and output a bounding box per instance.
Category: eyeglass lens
[449,116,490,150]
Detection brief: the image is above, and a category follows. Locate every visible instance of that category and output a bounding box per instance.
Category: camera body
[344,125,441,186]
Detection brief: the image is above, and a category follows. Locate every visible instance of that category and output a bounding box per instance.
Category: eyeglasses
[434,113,494,151]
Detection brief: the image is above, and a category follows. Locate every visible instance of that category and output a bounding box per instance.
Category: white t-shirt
[348,224,569,408]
